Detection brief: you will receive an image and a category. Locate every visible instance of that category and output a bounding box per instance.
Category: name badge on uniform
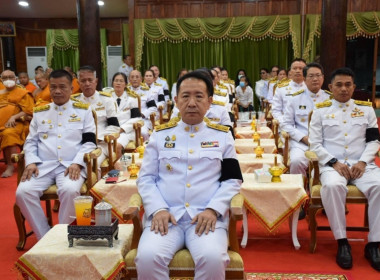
[95,106,105,111]
[201,141,219,148]
[351,107,364,118]
[69,114,81,122]
[164,142,175,148]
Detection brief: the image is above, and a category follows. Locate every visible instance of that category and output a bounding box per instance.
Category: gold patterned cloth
[92,153,141,220]
[237,154,284,173]
[235,126,273,139]
[15,224,134,280]
[235,139,277,154]
[240,174,308,232]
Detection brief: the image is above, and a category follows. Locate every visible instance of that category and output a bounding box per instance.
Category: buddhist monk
[64,66,81,94]
[18,72,37,93]
[33,72,51,106]
[0,70,34,177]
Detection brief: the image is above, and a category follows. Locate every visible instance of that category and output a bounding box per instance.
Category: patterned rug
[246,272,349,280]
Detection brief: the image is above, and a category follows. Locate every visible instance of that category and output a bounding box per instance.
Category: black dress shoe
[298,206,306,220]
[365,243,380,271]
[336,243,353,269]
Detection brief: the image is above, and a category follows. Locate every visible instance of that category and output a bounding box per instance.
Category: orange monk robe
[34,85,52,107]
[0,86,34,149]
[0,82,4,90]
[25,81,37,94]
[72,78,81,94]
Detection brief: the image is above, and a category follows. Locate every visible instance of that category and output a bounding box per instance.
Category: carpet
[246,272,349,280]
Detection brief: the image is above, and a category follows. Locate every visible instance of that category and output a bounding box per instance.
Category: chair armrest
[104,133,120,142]
[11,152,25,163]
[304,150,320,188]
[83,148,102,190]
[12,152,25,185]
[123,193,143,249]
[230,193,244,220]
[305,150,318,161]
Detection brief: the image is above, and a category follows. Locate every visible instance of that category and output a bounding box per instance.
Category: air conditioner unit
[106,46,122,87]
[25,47,47,79]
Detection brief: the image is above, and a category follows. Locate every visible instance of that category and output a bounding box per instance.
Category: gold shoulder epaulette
[71,92,81,98]
[212,100,225,106]
[127,90,139,98]
[214,90,227,97]
[70,95,81,102]
[315,100,332,109]
[292,89,305,97]
[33,104,50,113]
[227,79,234,85]
[160,77,167,81]
[141,86,149,91]
[102,87,114,93]
[278,78,291,85]
[324,90,332,95]
[99,91,112,97]
[154,82,162,87]
[354,100,372,106]
[155,121,177,132]
[127,82,131,86]
[218,83,227,89]
[73,102,90,110]
[269,79,277,84]
[206,121,229,133]
[170,116,181,123]
[277,81,290,88]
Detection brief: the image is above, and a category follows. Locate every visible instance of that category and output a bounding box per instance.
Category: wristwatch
[327,158,338,167]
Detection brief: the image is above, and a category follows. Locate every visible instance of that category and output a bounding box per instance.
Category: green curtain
[135,15,301,71]
[303,11,380,62]
[122,23,129,56]
[46,29,108,86]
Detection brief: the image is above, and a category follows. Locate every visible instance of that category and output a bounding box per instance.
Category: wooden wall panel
[230,2,243,17]
[136,5,148,18]
[216,2,229,18]
[189,3,202,17]
[203,3,216,17]
[176,4,189,18]
[243,2,257,16]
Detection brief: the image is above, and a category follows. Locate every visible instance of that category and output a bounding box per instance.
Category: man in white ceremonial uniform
[282,63,331,176]
[128,70,157,139]
[150,65,170,101]
[73,66,120,166]
[118,54,133,79]
[144,70,166,115]
[309,67,380,271]
[135,70,242,279]
[272,59,307,126]
[15,70,97,240]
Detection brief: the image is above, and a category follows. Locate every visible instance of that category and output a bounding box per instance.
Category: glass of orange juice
[74,196,93,225]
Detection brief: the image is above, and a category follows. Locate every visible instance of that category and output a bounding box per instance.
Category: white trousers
[289,146,308,176]
[135,212,229,280]
[97,141,110,167]
[15,165,85,240]
[118,131,135,148]
[320,167,380,242]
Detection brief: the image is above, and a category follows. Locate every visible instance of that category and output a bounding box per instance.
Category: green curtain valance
[303,12,380,61]
[134,15,301,69]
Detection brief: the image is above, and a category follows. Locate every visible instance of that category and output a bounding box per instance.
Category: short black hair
[144,69,155,78]
[330,67,355,83]
[49,69,73,83]
[260,68,269,73]
[176,69,214,97]
[35,65,44,71]
[278,68,288,75]
[303,62,324,77]
[123,54,131,60]
[112,72,128,84]
[78,65,96,77]
[291,58,307,67]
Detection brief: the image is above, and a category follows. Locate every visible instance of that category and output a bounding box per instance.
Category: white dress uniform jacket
[112,90,142,146]
[137,119,242,229]
[282,88,331,175]
[156,76,170,102]
[118,63,133,78]
[272,80,306,125]
[16,99,97,239]
[255,79,266,99]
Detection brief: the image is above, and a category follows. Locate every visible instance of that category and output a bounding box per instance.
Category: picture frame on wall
[0,22,16,37]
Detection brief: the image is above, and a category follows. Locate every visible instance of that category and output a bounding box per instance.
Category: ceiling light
[18,1,29,6]
[98,1,104,6]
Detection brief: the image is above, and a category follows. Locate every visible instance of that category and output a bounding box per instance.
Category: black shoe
[298,206,306,220]
[365,243,380,271]
[336,243,353,269]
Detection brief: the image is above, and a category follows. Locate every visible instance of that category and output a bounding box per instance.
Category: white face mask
[3,79,16,88]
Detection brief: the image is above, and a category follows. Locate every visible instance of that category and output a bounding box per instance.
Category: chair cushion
[100,152,117,168]
[125,248,244,271]
[311,184,366,199]
[126,141,136,150]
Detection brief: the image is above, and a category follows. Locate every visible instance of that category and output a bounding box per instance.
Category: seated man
[128,70,157,139]
[309,67,380,271]
[73,65,120,166]
[135,70,242,279]
[18,72,37,93]
[15,69,97,240]
[0,70,34,177]
[282,62,331,176]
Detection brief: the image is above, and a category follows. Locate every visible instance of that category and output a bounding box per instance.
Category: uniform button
[59,112,62,115]
[185,126,190,132]
[58,134,62,138]
[343,120,347,124]
[345,146,348,149]
[339,104,342,108]
[58,146,61,149]
[344,133,347,136]
[59,158,62,162]
[343,109,346,112]
[185,202,189,207]
[346,104,349,107]
[188,166,192,170]
[186,183,191,187]
[189,149,194,154]
[345,157,348,160]
[195,126,199,132]
[190,133,194,137]
[58,123,62,126]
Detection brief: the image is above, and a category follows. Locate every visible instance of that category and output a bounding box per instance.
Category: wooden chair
[263,100,273,130]
[100,132,120,176]
[272,119,290,172]
[123,193,245,279]
[305,150,369,253]
[12,148,101,250]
